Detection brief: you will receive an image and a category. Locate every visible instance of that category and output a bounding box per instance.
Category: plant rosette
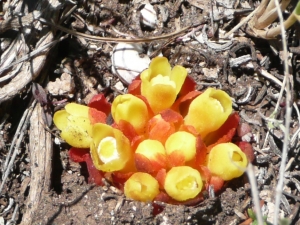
[53,56,254,205]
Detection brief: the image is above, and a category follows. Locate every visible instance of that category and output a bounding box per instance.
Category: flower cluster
[53,57,254,204]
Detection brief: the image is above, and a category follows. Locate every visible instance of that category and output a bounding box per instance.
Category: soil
[1,0,300,224]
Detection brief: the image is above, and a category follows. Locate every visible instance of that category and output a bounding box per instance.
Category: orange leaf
[135,153,166,174]
[88,108,107,124]
[209,176,224,192]
[128,79,142,95]
[195,136,208,165]
[147,116,175,144]
[156,169,167,189]
[167,150,185,167]
[115,120,139,143]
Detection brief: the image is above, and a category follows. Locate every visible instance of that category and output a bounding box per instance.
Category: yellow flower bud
[184,88,232,138]
[90,123,133,172]
[207,143,248,181]
[164,166,203,201]
[135,139,167,173]
[141,57,187,113]
[53,103,93,148]
[124,172,159,202]
[165,131,196,162]
[112,94,149,134]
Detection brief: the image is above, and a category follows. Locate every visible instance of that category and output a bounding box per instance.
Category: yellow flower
[90,123,133,172]
[164,166,203,201]
[207,143,248,181]
[141,57,187,113]
[112,94,149,134]
[53,103,93,148]
[184,88,232,138]
[135,139,167,173]
[124,172,159,202]
[165,131,196,163]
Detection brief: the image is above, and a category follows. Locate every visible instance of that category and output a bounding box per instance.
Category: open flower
[53,103,106,148]
[140,57,187,113]
[184,88,232,138]
[124,172,160,202]
[112,94,149,134]
[135,139,167,173]
[207,143,248,180]
[164,166,203,201]
[90,123,133,172]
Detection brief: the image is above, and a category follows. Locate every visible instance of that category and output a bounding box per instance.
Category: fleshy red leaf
[178,75,197,98]
[236,141,255,163]
[209,176,224,192]
[88,94,111,115]
[69,147,90,162]
[83,154,104,186]
[205,112,240,148]
[172,90,201,117]
[147,116,175,144]
[160,109,183,129]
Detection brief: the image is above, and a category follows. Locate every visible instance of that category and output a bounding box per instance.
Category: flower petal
[124,172,160,202]
[207,143,248,181]
[135,139,167,173]
[146,57,171,80]
[165,131,196,162]
[53,110,69,131]
[184,88,232,138]
[170,65,187,95]
[164,166,203,201]
[112,94,149,134]
[90,123,133,172]
[65,103,89,118]
[60,115,93,148]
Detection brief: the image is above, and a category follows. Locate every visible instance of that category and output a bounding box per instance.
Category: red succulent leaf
[205,112,240,150]
[236,141,255,163]
[154,191,171,204]
[131,135,145,151]
[88,108,107,124]
[172,90,201,117]
[152,201,165,216]
[111,171,135,190]
[209,176,224,193]
[156,169,167,189]
[83,154,105,186]
[178,75,197,98]
[167,150,185,167]
[195,136,208,166]
[128,79,142,95]
[69,147,90,162]
[88,93,111,115]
